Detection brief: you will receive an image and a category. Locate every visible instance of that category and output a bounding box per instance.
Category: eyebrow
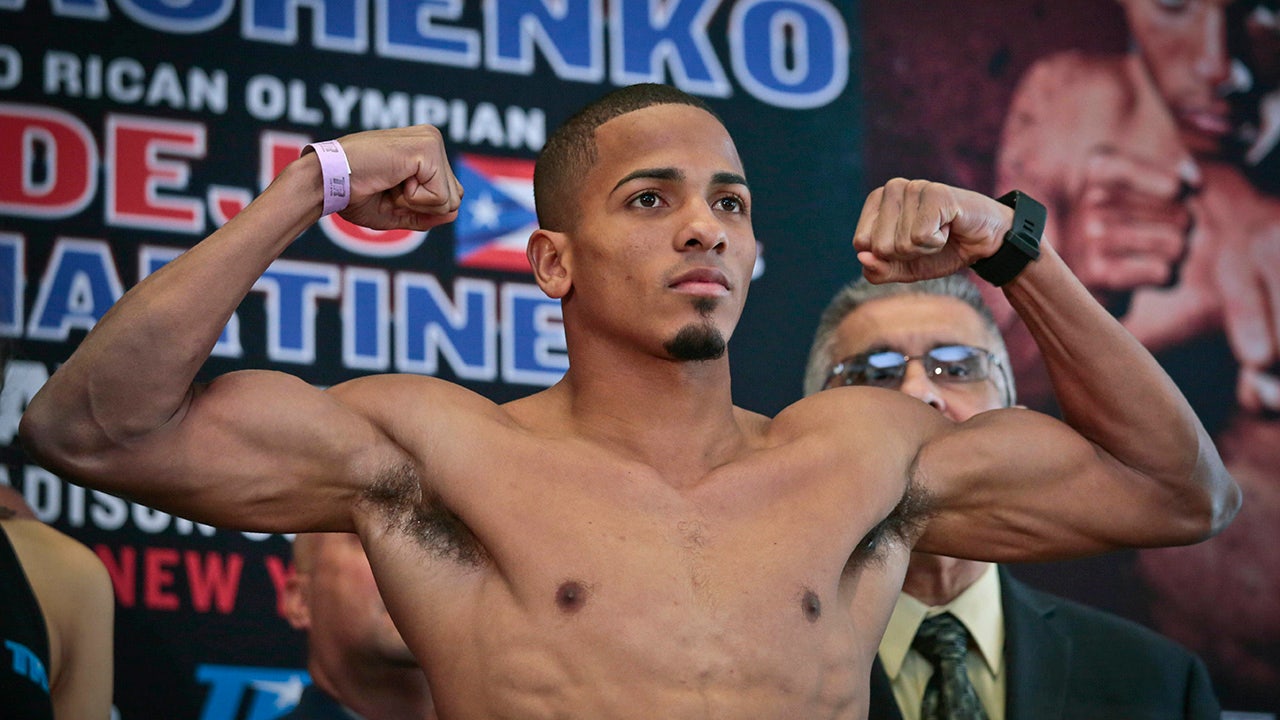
[611,168,749,193]
[840,344,897,360]
[613,167,682,192]
[712,171,749,188]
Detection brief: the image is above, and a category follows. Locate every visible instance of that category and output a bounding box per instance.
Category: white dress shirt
[877,563,1006,720]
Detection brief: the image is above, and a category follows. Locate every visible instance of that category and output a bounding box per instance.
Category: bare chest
[427,506,873,720]
[362,449,897,720]
[371,429,892,595]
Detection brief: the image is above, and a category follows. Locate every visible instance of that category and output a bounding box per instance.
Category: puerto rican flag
[453,153,538,273]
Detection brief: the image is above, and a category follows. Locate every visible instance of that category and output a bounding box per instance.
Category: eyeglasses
[823,344,1003,392]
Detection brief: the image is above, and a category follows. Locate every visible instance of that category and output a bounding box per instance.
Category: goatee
[664,296,726,360]
[665,323,726,361]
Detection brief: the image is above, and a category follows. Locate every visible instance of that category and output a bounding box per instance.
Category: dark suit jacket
[868,568,1220,720]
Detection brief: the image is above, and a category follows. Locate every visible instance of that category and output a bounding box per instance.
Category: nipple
[801,589,822,623]
[556,580,589,613]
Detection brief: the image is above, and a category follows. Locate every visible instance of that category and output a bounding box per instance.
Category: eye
[930,345,985,379]
[715,194,746,214]
[863,351,905,384]
[629,191,663,208]
[865,366,899,383]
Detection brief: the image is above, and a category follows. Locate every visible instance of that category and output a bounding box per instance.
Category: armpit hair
[848,479,936,568]
[361,462,490,567]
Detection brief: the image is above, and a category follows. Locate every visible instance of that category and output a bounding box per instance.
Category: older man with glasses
[804,272,1222,720]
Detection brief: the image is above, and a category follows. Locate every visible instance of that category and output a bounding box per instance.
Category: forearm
[21,156,325,468]
[1004,243,1240,537]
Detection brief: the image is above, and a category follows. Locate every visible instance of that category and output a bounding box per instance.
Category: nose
[677,201,727,253]
[897,358,946,413]
[1196,9,1233,87]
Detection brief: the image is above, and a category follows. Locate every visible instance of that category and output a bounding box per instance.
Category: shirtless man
[19,83,1238,719]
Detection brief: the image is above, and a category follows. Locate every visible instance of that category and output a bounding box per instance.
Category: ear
[527,227,572,299]
[281,567,312,631]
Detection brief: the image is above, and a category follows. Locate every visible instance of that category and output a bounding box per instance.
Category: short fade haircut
[802,273,1015,404]
[533,83,721,232]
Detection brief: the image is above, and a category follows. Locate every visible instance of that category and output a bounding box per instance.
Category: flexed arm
[19,126,463,532]
[854,179,1239,560]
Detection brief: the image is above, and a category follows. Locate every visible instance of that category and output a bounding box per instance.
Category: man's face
[827,294,1006,422]
[294,533,417,667]
[1119,0,1241,154]
[564,104,756,361]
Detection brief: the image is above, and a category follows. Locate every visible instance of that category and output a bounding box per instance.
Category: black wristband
[970,190,1045,287]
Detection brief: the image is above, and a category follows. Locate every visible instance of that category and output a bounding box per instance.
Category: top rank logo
[197,664,309,720]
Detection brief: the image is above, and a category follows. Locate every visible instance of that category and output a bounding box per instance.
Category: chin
[664,322,726,361]
[1177,124,1231,158]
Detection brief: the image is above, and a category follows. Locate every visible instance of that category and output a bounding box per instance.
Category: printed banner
[860,1,1279,715]
[2,2,862,718]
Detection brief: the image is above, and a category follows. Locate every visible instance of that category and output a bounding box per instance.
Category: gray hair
[802,273,1015,404]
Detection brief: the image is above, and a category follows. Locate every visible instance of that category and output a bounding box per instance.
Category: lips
[1179,105,1233,138]
[668,267,731,295]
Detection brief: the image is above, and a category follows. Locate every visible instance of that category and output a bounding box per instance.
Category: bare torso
[343,378,918,720]
[10,94,1236,720]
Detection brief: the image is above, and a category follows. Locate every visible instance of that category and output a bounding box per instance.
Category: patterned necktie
[912,612,990,720]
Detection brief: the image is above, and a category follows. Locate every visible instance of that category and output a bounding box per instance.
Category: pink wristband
[306,140,350,216]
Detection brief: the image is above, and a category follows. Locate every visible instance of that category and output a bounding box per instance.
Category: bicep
[912,407,1173,561]
[105,369,405,532]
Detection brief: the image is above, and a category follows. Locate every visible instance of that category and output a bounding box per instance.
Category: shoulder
[2,515,110,594]
[328,373,527,452]
[1013,50,1133,106]
[1,519,112,619]
[2,519,105,581]
[329,372,506,415]
[775,388,957,485]
[2,522,114,720]
[775,386,949,443]
[770,388,950,527]
[1002,50,1138,157]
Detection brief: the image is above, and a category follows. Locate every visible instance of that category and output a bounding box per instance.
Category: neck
[552,346,746,483]
[901,554,992,607]
[309,660,435,720]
